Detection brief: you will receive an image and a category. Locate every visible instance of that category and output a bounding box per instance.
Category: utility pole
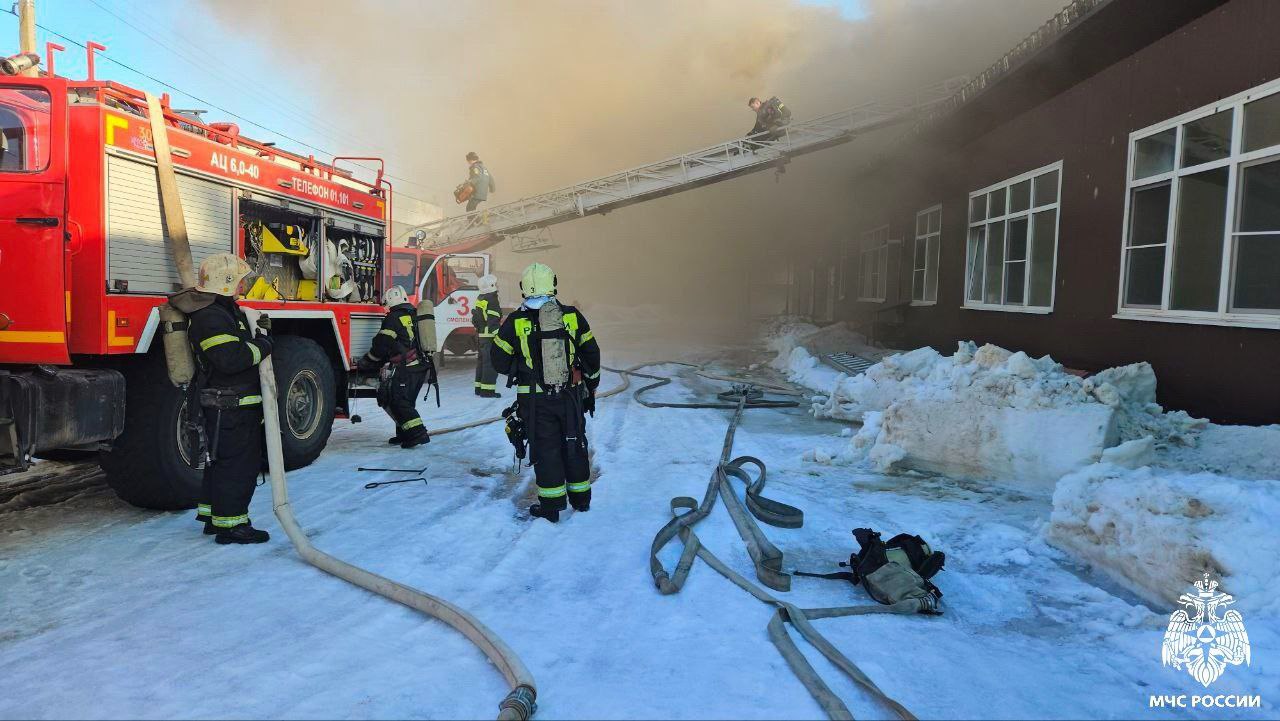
[18,0,37,77]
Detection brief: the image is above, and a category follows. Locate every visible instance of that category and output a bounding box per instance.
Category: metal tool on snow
[363,477,427,490]
[357,466,428,473]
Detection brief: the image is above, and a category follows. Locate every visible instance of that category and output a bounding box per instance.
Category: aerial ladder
[409,77,969,254]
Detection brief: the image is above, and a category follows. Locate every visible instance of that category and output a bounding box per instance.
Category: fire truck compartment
[348,315,384,362]
[240,198,322,302]
[0,367,125,472]
[105,155,234,295]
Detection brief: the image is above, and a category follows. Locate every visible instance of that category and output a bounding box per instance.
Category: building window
[858,225,889,302]
[912,206,941,304]
[964,162,1061,312]
[1118,78,1280,327]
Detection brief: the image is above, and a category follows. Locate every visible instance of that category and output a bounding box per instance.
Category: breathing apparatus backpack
[797,528,945,613]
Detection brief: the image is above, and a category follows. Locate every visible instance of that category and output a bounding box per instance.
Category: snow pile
[765,325,1279,613]
[1048,458,1280,615]
[769,335,1219,487]
[759,315,820,348]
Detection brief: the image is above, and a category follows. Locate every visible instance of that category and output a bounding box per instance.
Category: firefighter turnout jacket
[468,161,495,201]
[368,302,422,367]
[752,96,791,136]
[188,294,273,402]
[490,302,600,396]
[472,291,502,338]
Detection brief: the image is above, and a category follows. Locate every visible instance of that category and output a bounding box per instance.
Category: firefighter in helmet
[185,253,274,544]
[472,273,503,398]
[358,285,433,448]
[490,263,601,523]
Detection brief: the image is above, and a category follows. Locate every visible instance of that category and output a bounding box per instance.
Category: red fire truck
[389,246,496,359]
[0,65,402,509]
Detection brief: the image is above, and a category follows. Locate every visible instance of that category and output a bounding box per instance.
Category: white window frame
[857,224,889,303]
[839,236,855,300]
[963,161,1062,314]
[1115,76,1280,330]
[911,205,942,305]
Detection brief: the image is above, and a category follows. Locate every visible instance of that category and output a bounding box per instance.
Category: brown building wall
[835,0,1280,424]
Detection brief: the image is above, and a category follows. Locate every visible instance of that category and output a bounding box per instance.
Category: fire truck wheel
[271,335,337,471]
[99,352,202,510]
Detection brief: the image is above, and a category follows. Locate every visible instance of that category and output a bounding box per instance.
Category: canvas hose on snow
[250,315,537,720]
[626,364,937,721]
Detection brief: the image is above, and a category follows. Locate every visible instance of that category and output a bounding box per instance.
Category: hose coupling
[498,684,537,720]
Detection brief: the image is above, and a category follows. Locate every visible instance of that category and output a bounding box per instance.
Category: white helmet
[520,262,556,298]
[383,285,409,307]
[197,253,252,296]
[478,274,498,294]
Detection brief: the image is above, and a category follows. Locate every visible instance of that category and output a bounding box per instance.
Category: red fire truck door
[0,77,68,365]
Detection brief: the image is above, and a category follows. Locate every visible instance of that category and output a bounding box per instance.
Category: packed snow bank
[1048,460,1280,615]
[776,339,1197,485]
[765,326,1279,614]
[877,398,1116,489]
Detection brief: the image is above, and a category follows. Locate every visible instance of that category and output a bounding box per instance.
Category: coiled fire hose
[254,323,537,720]
[636,366,933,721]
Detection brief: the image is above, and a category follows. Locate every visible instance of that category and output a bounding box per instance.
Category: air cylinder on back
[415,299,438,357]
[159,303,195,386]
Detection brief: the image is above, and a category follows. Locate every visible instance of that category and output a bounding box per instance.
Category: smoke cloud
[198,0,1065,330]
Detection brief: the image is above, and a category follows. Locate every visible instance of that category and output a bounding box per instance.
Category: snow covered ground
[1,320,1276,719]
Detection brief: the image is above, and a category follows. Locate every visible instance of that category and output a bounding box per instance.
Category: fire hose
[254,325,537,721]
[143,90,539,719]
[633,366,931,721]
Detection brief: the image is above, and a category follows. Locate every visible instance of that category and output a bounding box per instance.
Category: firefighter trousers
[523,389,591,512]
[382,362,429,439]
[475,339,498,394]
[200,404,264,529]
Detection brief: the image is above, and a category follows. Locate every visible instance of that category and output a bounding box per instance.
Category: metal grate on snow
[824,352,875,376]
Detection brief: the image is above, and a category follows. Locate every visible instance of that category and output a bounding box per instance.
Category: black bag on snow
[797,528,945,612]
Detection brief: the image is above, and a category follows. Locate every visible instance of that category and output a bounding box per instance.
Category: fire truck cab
[0,71,397,510]
[389,247,492,358]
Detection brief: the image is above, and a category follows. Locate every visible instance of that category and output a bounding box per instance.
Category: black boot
[215,523,270,545]
[400,429,430,449]
[529,504,560,523]
[387,435,401,445]
[203,521,217,535]
[480,391,502,398]
[571,502,590,513]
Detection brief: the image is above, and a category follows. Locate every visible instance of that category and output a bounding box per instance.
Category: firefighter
[187,253,274,544]
[490,263,601,523]
[463,151,496,213]
[747,96,792,142]
[472,273,503,398]
[358,285,433,448]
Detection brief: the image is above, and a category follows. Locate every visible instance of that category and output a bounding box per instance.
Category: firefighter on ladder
[463,151,495,213]
[747,96,792,143]
[358,285,434,449]
[473,274,503,398]
[187,253,274,544]
[490,263,601,523]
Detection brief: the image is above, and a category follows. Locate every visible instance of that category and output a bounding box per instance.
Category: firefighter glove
[256,314,272,334]
[252,335,273,358]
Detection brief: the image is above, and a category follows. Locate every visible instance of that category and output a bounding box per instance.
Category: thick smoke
[198,0,1065,327]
